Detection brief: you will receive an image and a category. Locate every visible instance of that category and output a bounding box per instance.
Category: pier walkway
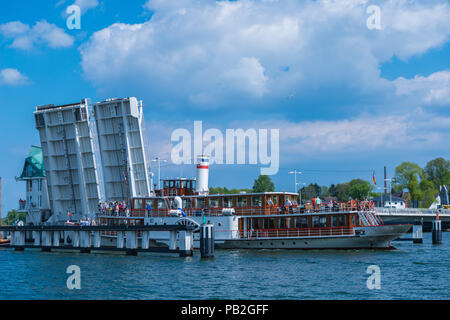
[0,224,195,257]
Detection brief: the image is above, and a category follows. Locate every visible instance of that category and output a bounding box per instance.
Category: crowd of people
[97,201,130,216]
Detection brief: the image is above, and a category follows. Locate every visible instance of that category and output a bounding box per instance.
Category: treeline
[210,175,275,194]
[300,157,449,208]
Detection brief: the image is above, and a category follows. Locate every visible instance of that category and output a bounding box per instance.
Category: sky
[0,0,449,215]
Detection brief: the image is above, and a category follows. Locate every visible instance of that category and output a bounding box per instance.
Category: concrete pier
[0,225,195,257]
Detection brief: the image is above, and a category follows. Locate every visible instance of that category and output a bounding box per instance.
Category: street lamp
[289,170,303,203]
[152,157,167,190]
[384,177,396,205]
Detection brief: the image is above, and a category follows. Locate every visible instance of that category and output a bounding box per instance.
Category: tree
[348,179,373,200]
[320,186,330,198]
[300,183,321,201]
[209,187,252,194]
[252,175,275,193]
[393,162,425,201]
[334,183,350,201]
[424,158,450,189]
[2,210,26,225]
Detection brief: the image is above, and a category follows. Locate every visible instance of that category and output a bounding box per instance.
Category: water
[1,233,449,300]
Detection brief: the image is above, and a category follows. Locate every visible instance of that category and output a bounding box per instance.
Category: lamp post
[384,178,395,206]
[289,170,303,203]
[152,157,167,190]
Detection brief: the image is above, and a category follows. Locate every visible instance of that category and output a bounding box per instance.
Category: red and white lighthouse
[196,155,209,195]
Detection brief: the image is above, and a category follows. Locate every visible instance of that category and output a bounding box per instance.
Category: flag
[67,211,73,217]
[372,171,377,186]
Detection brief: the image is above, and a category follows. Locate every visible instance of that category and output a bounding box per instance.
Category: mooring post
[412,218,423,244]
[42,231,52,251]
[53,231,60,247]
[93,231,101,248]
[79,231,91,253]
[141,231,149,249]
[117,231,124,248]
[169,230,177,250]
[126,231,138,249]
[33,231,41,246]
[432,220,442,244]
[179,230,193,257]
[200,223,214,258]
[72,231,80,247]
[14,231,25,250]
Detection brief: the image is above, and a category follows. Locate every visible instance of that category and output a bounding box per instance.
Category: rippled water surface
[1,232,449,299]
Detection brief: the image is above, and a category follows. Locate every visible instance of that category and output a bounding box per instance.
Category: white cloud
[79,0,450,110]
[74,0,99,13]
[394,71,450,106]
[145,109,449,166]
[0,20,74,50]
[0,68,29,85]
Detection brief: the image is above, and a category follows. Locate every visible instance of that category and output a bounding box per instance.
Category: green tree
[393,162,425,201]
[252,175,275,193]
[348,179,373,200]
[300,183,321,201]
[2,210,26,225]
[334,183,350,201]
[424,158,450,189]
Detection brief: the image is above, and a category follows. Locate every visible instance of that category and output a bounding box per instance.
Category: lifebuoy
[350,200,356,209]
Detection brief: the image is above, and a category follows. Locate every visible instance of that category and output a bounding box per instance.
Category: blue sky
[0,0,449,215]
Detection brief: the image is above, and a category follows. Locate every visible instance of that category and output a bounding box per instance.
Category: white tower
[196,155,209,195]
[34,100,101,221]
[93,97,151,202]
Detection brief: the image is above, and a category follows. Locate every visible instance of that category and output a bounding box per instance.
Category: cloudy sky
[0,0,449,214]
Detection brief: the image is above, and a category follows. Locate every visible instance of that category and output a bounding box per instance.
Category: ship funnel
[196,155,209,195]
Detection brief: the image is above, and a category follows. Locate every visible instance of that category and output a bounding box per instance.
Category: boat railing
[229,226,355,239]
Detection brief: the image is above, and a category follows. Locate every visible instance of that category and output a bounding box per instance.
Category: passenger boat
[98,176,411,250]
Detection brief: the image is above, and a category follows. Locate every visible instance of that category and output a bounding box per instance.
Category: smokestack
[196,155,209,195]
[384,166,387,195]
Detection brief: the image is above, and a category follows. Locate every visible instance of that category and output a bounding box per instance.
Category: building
[371,195,406,208]
[15,146,51,224]
[34,99,102,221]
[93,97,152,203]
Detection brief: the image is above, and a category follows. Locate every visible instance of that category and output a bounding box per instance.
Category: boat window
[134,199,143,209]
[145,200,152,210]
[164,181,169,189]
[273,196,278,205]
[182,180,187,188]
[183,198,192,208]
[312,216,320,228]
[157,199,167,209]
[197,198,206,209]
[191,180,196,189]
[223,197,233,208]
[251,196,262,207]
[209,198,219,208]
[319,216,327,228]
[175,180,180,188]
[169,181,175,188]
[237,197,247,207]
